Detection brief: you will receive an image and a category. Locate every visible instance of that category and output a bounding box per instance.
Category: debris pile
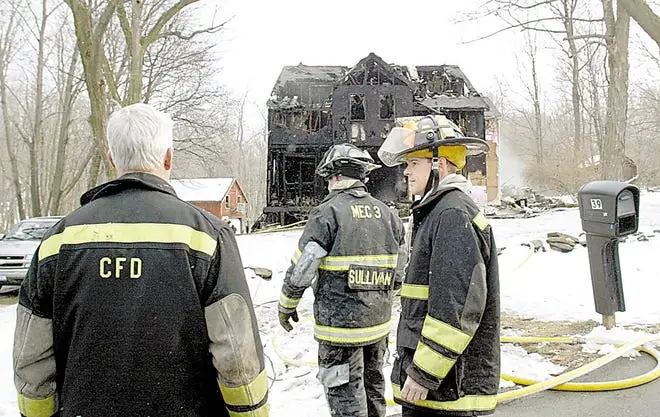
[486,187,578,219]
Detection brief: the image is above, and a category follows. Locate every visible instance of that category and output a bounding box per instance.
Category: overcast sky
[215,0,532,121]
[212,0,658,128]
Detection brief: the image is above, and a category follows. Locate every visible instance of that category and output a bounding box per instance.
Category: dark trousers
[402,408,465,417]
[317,338,388,417]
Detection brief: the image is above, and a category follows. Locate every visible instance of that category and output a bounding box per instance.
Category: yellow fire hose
[272,330,660,405]
[268,242,660,404]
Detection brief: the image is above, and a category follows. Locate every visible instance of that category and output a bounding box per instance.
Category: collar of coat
[80,172,176,206]
[323,179,368,202]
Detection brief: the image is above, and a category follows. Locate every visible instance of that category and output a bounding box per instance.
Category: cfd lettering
[99,257,142,279]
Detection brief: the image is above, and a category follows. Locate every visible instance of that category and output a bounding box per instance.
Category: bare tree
[0,4,26,220]
[601,0,630,180]
[64,0,120,186]
[620,0,660,47]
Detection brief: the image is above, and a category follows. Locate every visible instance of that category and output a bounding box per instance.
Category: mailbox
[577,181,640,321]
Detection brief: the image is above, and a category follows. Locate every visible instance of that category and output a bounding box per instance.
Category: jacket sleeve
[406,208,488,391]
[279,207,334,313]
[203,226,269,417]
[13,251,59,417]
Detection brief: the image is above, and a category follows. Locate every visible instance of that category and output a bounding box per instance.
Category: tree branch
[156,19,229,41]
[143,0,200,47]
[115,1,133,55]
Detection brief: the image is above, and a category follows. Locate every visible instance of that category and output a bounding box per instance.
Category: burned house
[260,52,501,226]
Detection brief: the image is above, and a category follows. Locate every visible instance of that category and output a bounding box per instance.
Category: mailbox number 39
[590,198,603,210]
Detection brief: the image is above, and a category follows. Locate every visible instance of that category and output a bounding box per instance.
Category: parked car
[0,216,63,290]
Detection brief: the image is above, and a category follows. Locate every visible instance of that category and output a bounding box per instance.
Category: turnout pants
[317,338,388,417]
[402,408,466,417]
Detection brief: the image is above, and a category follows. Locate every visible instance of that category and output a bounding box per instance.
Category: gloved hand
[279,310,299,332]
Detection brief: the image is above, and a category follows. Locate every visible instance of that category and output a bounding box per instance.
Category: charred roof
[268,52,500,119]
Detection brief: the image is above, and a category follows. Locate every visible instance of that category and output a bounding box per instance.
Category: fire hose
[266,243,660,405]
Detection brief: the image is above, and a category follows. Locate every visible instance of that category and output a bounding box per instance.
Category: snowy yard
[1,192,659,416]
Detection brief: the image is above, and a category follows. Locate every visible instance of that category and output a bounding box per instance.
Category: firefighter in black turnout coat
[13,103,268,417]
[377,116,500,417]
[278,143,406,417]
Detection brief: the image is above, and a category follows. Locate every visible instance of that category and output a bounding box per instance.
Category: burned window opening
[379,94,395,119]
[350,94,366,120]
[350,123,366,142]
[284,157,316,185]
[305,110,330,132]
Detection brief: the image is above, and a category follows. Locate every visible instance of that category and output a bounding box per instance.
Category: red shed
[170,178,249,233]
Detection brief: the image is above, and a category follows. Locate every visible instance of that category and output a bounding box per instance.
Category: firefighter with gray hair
[13,103,268,417]
[278,143,406,417]
[378,115,500,417]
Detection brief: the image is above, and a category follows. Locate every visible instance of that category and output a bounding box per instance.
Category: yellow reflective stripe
[228,402,269,417]
[392,384,497,412]
[38,223,217,260]
[291,248,302,264]
[473,211,488,231]
[17,394,57,417]
[318,254,398,271]
[219,369,268,408]
[413,341,456,379]
[279,292,300,309]
[421,315,472,354]
[401,284,429,300]
[314,320,391,344]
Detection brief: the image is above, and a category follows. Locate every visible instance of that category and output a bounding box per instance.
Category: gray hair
[107,103,173,172]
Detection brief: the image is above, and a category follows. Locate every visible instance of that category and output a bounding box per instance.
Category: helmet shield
[316,143,381,179]
[377,115,490,167]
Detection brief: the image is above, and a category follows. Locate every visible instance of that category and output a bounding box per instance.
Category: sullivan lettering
[347,265,394,290]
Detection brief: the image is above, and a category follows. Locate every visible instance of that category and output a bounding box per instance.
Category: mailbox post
[577,181,640,329]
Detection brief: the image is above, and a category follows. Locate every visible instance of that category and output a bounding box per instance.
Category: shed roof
[170,178,239,202]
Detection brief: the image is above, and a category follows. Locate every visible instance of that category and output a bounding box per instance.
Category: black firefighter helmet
[315,143,381,180]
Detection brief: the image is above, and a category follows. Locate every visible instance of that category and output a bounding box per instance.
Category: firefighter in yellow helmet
[378,115,501,417]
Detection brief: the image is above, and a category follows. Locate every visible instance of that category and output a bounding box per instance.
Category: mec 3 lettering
[99,257,142,279]
[350,204,382,219]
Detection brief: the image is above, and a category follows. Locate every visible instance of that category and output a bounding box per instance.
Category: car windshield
[2,220,59,240]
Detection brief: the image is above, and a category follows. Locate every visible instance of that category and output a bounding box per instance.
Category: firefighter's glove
[279,310,299,332]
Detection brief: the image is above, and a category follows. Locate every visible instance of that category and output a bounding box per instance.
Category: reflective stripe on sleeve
[279,292,301,310]
[219,369,269,409]
[291,249,302,265]
[412,341,456,379]
[17,394,57,417]
[421,315,472,354]
[401,284,429,300]
[473,211,489,231]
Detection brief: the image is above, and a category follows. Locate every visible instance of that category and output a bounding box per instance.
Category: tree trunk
[65,0,118,187]
[50,46,80,214]
[127,0,144,104]
[619,0,660,48]
[601,0,630,181]
[563,0,583,158]
[30,0,49,217]
[531,51,544,169]
[588,53,604,163]
[0,77,25,220]
[0,12,26,220]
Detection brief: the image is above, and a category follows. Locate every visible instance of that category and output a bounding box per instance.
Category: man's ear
[164,148,173,171]
[107,151,116,168]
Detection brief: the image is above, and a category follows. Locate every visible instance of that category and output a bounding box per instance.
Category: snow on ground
[1,191,659,416]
